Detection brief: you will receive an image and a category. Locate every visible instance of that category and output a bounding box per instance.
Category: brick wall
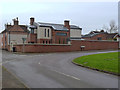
[37,39,52,44]
[2,33,7,49]
[71,40,118,50]
[28,33,37,43]
[52,29,69,44]
[11,44,72,53]
[9,40,118,53]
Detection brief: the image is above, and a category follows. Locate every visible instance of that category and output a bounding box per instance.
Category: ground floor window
[49,41,51,44]
[97,37,102,40]
[63,38,66,44]
[43,41,44,44]
[59,39,61,44]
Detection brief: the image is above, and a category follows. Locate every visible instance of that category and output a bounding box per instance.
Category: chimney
[64,20,70,29]
[30,17,34,25]
[5,23,12,29]
[13,17,19,25]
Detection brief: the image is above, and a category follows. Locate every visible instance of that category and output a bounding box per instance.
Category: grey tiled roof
[37,22,81,31]
[70,25,81,29]
[82,33,99,38]
[28,25,37,29]
[82,32,107,38]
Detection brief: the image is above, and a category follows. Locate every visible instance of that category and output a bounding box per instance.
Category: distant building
[28,17,82,44]
[0,33,2,49]
[113,33,120,41]
[82,30,118,41]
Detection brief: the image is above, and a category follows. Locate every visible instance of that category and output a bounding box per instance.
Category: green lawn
[73,52,119,74]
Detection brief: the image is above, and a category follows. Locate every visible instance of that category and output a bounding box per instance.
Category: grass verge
[72,52,119,75]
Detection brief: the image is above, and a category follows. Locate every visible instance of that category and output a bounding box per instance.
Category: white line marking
[0,59,17,65]
[19,55,27,56]
[53,70,80,80]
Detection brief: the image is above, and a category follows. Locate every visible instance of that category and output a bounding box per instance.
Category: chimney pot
[13,17,19,25]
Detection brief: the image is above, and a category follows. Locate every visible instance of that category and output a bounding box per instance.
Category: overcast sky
[0,0,118,34]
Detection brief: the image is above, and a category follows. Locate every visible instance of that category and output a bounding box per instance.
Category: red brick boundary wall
[8,40,118,53]
[71,40,118,51]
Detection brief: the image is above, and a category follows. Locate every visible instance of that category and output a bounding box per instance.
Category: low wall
[9,40,119,53]
[71,40,118,51]
[12,44,72,53]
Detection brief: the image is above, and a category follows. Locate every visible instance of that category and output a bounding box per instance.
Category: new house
[28,17,82,44]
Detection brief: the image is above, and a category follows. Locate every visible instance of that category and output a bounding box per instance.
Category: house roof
[32,22,82,31]
[82,31,118,40]
[82,32,107,38]
[1,25,29,33]
[113,33,120,38]
[106,33,118,39]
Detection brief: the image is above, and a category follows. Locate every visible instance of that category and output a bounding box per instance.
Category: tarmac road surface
[2,50,118,88]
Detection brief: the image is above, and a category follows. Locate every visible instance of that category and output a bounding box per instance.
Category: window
[48,29,49,37]
[49,40,51,44]
[56,33,67,36]
[31,28,34,34]
[46,41,47,44]
[45,29,46,37]
[59,38,61,44]
[63,39,65,44]
[43,41,44,44]
[97,37,102,40]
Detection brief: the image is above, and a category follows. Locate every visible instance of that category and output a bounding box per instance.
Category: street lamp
[22,38,26,53]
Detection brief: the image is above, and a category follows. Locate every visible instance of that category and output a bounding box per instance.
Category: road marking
[53,70,80,80]
[19,55,27,56]
[0,59,17,65]
[97,51,117,54]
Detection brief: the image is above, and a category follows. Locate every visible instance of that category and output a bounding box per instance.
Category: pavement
[2,49,119,88]
[2,66,27,88]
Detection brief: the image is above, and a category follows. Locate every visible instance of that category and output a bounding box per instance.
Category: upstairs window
[48,29,49,37]
[31,28,34,34]
[56,33,67,36]
[45,29,46,37]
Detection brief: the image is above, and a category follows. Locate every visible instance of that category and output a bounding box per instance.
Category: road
[2,50,118,88]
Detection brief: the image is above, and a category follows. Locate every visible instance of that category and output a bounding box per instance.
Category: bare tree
[109,20,118,33]
[103,20,118,33]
